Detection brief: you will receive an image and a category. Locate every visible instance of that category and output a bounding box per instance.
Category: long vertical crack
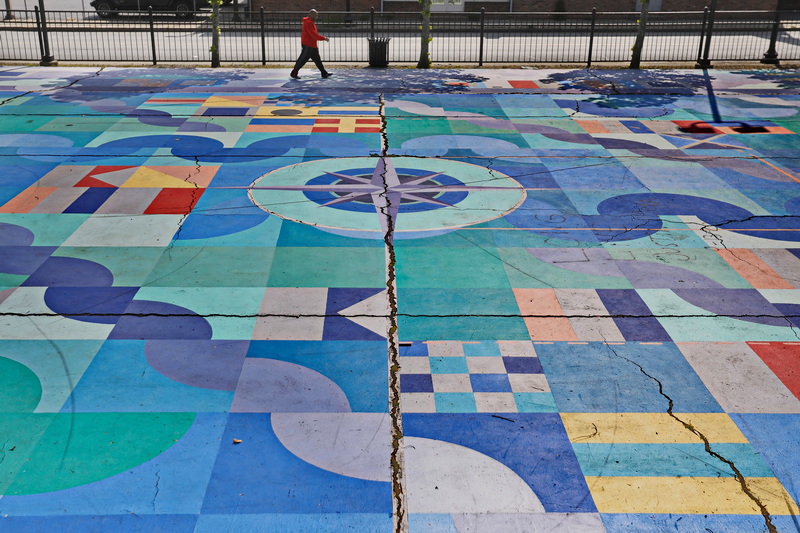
[603,343,778,533]
[378,93,407,533]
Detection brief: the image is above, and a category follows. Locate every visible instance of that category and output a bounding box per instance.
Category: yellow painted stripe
[586,477,800,515]
[561,413,748,444]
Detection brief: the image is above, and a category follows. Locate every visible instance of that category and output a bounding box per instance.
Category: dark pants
[293,45,327,75]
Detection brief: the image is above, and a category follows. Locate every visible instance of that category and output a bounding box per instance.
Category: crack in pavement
[602,342,778,533]
[377,93,407,533]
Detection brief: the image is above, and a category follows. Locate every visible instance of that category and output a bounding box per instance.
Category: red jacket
[301,17,326,48]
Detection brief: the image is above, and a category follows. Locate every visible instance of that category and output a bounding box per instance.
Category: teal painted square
[268,247,385,287]
[434,393,477,413]
[277,220,384,248]
[135,287,264,339]
[145,246,276,287]
[56,247,165,287]
[462,342,501,357]
[0,214,90,246]
[396,246,511,289]
[514,392,558,412]
[429,357,469,374]
[397,288,530,340]
[65,340,234,412]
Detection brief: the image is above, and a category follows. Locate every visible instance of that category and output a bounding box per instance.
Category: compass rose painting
[249,156,526,238]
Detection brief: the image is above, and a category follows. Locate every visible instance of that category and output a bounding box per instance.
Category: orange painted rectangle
[513,288,578,341]
[0,187,57,213]
[576,120,610,134]
[715,248,794,289]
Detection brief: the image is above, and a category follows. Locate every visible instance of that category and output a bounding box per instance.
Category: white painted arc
[404,436,545,514]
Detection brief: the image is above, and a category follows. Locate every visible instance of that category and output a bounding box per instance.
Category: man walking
[290,9,331,79]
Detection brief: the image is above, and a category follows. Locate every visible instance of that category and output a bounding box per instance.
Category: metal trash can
[367,37,391,68]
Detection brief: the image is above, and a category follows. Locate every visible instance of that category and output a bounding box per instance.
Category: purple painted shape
[135,109,187,128]
[231,359,351,413]
[616,261,725,289]
[0,223,35,246]
[596,137,661,150]
[672,289,788,326]
[109,300,213,340]
[541,133,598,145]
[44,286,138,324]
[178,121,227,132]
[774,304,800,328]
[708,158,796,182]
[597,289,672,342]
[527,248,625,278]
[0,288,15,306]
[22,256,114,287]
[145,339,248,390]
[0,246,57,275]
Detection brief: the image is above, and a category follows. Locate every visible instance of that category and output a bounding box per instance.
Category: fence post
[260,7,266,65]
[37,0,55,65]
[34,6,45,61]
[695,6,708,65]
[149,7,157,65]
[587,7,596,68]
[697,0,716,68]
[370,6,375,40]
[478,7,485,66]
[761,8,781,64]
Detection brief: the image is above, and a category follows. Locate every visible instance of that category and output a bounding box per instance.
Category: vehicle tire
[174,1,192,18]
[95,1,115,18]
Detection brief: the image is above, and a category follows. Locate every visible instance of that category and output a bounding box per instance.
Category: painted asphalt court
[1,65,800,532]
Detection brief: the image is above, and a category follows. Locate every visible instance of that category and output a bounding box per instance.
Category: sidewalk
[0,65,799,532]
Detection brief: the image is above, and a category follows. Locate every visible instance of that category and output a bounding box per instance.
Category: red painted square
[144,188,204,215]
[509,80,539,88]
[355,127,381,133]
[748,342,800,400]
[312,127,339,133]
[673,120,720,134]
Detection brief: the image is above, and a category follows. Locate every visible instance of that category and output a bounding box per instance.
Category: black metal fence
[1,4,798,67]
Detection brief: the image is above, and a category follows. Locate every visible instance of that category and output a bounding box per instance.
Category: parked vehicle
[90,0,211,18]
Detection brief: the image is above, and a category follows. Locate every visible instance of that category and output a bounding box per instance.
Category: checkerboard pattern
[400,341,555,413]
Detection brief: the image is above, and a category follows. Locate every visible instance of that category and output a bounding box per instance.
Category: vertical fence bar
[587,7,596,67]
[260,7,266,65]
[761,8,781,64]
[698,0,716,67]
[34,6,45,61]
[696,6,708,65]
[478,7,485,66]
[37,0,55,65]
[370,6,375,40]
[149,7,157,65]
